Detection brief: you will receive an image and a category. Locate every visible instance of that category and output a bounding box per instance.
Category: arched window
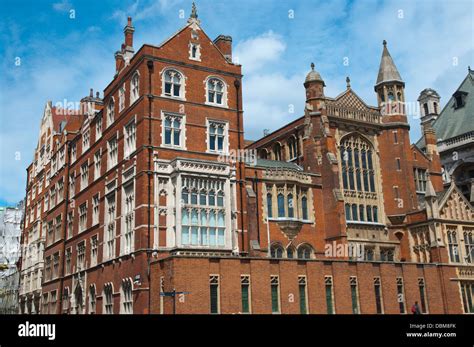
[341,147,348,189]
[107,98,115,127]
[388,92,395,102]
[287,246,295,259]
[130,71,140,103]
[271,244,284,258]
[373,206,378,223]
[359,205,365,221]
[345,203,351,220]
[88,285,96,314]
[207,78,226,106]
[433,102,438,114]
[423,103,429,116]
[366,205,372,222]
[163,114,182,147]
[288,136,298,160]
[301,196,308,220]
[287,194,294,218]
[217,191,224,207]
[163,69,183,98]
[277,193,285,217]
[259,149,268,159]
[297,244,313,259]
[121,278,133,314]
[447,230,460,263]
[74,283,84,314]
[103,283,114,314]
[62,287,70,314]
[273,143,282,161]
[267,193,273,218]
[351,204,358,221]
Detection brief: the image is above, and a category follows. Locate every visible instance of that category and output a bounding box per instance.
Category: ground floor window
[325,276,334,314]
[460,281,474,313]
[210,275,220,314]
[241,275,250,314]
[271,275,280,313]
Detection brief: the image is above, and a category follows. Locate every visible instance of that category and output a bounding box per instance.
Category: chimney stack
[124,16,134,49]
[214,35,232,62]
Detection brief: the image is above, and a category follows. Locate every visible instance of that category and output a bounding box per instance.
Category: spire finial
[311,62,315,71]
[346,76,351,89]
[190,2,198,19]
[383,39,387,46]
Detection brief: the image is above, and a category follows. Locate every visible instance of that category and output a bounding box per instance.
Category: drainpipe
[58,140,71,314]
[234,79,246,254]
[146,59,154,314]
[253,170,260,244]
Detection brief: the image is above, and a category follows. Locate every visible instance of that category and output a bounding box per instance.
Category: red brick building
[20,6,474,314]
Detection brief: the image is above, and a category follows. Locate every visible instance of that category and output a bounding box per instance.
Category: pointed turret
[374,40,406,116]
[375,40,403,88]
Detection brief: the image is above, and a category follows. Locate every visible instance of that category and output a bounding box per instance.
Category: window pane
[217,211,225,227]
[278,194,285,217]
[173,85,180,97]
[173,129,180,146]
[217,136,224,150]
[217,229,225,246]
[209,228,216,245]
[209,212,216,226]
[302,197,308,220]
[210,135,216,150]
[164,83,171,94]
[164,129,171,145]
[182,226,189,245]
[181,209,189,224]
[217,192,224,207]
[209,191,215,206]
[191,227,198,245]
[201,227,208,245]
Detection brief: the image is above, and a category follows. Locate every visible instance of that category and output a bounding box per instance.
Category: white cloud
[234,31,286,74]
[52,0,72,13]
[233,31,307,140]
[111,0,178,23]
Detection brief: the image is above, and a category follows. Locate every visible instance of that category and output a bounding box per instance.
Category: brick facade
[19,7,474,314]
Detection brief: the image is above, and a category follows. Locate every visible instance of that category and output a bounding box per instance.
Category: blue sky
[0,0,473,206]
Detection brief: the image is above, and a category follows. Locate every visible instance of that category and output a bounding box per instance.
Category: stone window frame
[204,76,228,108]
[161,68,186,100]
[264,184,313,223]
[161,111,187,150]
[120,277,134,314]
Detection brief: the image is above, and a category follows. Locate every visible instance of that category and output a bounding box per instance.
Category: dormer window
[189,43,201,61]
[206,77,226,107]
[162,69,184,99]
[453,91,467,109]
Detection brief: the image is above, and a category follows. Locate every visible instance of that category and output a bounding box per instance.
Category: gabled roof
[438,180,473,213]
[416,68,474,149]
[375,40,403,87]
[330,87,379,111]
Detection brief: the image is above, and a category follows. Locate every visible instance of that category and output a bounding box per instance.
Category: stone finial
[89,88,93,97]
[346,76,351,89]
[190,2,198,19]
[311,62,315,71]
[383,39,387,46]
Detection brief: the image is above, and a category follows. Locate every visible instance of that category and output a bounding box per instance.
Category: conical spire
[375,40,403,87]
